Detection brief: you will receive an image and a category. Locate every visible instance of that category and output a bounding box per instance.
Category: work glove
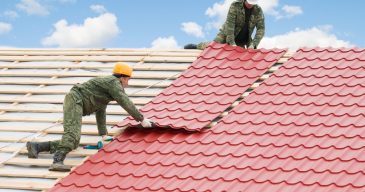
[141,118,154,128]
[101,135,113,142]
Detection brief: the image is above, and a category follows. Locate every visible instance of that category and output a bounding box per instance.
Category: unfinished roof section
[119,42,286,131]
[0,48,200,191]
[51,47,365,192]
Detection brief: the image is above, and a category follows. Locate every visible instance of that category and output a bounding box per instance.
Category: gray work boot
[49,151,71,172]
[26,141,50,159]
[184,43,197,49]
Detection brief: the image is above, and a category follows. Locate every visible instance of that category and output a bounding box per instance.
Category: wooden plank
[0,105,133,115]
[0,78,172,87]
[144,56,195,63]
[5,158,82,167]
[0,124,119,135]
[0,55,145,62]
[0,116,121,125]
[278,57,289,64]
[0,71,180,79]
[0,146,98,156]
[0,180,54,191]
[0,96,152,105]
[0,63,189,71]
[0,168,68,179]
[0,87,161,97]
[0,50,201,57]
[0,55,196,62]
[0,135,103,146]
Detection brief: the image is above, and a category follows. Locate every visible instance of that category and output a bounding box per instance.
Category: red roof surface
[50,47,365,192]
[118,42,286,131]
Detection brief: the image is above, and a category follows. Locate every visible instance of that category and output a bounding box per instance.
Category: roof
[0,48,201,191]
[120,43,286,131]
[50,46,365,191]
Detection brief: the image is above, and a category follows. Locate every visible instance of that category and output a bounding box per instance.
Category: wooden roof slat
[0,96,152,105]
[0,87,162,97]
[0,180,54,191]
[0,115,121,125]
[0,63,190,71]
[0,136,105,146]
[0,55,196,62]
[5,158,82,167]
[0,146,98,156]
[0,71,181,79]
[0,78,172,87]
[0,105,133,115]
[0,125,119,135]
[0,168,68,179]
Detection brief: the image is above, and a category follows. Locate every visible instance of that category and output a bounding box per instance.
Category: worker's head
[245,0,258,9]
[113,62,133,87]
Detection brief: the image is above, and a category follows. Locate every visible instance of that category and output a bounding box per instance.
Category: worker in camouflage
[26,62,154,172]
[184,0,265,50]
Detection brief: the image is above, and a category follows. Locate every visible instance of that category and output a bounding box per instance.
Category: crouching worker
[26,62,154,172]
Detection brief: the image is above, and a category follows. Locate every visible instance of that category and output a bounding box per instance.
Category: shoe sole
[49,164,71,172]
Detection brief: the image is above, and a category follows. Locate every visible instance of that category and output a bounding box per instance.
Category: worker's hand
[141,118,153,128]
[248,44,255,49]
[101,135,113,142]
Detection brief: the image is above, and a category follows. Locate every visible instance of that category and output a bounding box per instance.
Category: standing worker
[26,62,154,172]
[184,0,265,50]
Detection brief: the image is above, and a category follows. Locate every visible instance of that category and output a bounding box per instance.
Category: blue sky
[0,0,364,50]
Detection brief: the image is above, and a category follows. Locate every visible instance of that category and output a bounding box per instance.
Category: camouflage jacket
[216,0,265,48]
[70,75,144,134]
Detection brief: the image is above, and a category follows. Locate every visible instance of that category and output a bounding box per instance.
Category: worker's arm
[252,8,265,48]
[95,106,107,136]
[109,80,144,122]
[225,3,238,46]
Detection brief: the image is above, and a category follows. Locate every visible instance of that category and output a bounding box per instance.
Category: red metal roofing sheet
[50,48,365,192]
[117,42,286,131]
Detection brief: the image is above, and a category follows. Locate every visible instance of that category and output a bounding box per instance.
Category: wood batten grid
[0,48,198,191]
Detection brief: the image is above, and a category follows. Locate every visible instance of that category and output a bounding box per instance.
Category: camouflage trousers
[197,33,249,50]
[49,91,83,154]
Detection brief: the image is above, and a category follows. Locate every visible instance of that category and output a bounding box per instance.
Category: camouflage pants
[50,91,83,154]
[197,33,248,50]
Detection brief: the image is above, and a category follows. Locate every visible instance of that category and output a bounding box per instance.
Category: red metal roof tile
[50,48,365,192]
[117,42,286,131]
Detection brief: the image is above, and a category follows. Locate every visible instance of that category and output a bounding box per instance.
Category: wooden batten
[0,180,54,191]
[0,169,69,179]
[5,158,82,167]
[0,96,152,105]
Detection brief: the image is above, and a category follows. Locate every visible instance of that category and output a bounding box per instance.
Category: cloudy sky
[0,0,363,50]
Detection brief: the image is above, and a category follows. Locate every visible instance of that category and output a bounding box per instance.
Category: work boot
[184,43,197,49]
[49,151,71,172]
[26,141,50,159]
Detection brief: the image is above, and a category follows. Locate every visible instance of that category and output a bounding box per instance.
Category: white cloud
[258,0,280,14]
[16,0,49,16]
[4,10,19,18]
[181,22,205,38]
[205,0,234,29]
[259,26,354,51]
[151,36,180,49]
[42,13,120,48]
[59,0,76,3]
[282,5,303,17]
[90,4,107,14]
[0,22,12,35]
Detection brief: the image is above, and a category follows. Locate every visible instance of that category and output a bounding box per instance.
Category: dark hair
[113,74,130,78]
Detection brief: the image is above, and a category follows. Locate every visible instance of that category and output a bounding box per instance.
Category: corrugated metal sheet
[118,42,286,131]
[50,47,365,192]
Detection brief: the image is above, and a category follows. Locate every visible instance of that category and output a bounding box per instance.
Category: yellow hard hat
[113,62,133,77]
